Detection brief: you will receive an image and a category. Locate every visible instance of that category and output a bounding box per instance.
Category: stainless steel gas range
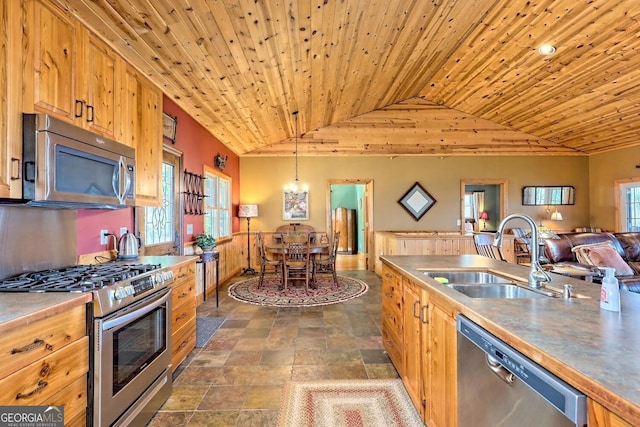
[0,262,175,427]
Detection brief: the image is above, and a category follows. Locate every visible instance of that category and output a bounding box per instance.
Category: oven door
[93,287,172,427]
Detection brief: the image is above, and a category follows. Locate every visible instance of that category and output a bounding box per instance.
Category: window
[618,180,640,232]
[144,162,175,245]
[204,165,231,240]
[140,148,182,255]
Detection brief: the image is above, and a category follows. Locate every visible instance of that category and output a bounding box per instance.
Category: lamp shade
[238,204,258,218]
[551,211,563,221]
[479,211,489,220]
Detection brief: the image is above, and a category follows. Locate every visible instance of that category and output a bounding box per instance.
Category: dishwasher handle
[486,354,514,385]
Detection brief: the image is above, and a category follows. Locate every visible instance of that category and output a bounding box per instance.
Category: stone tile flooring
[148,270,399,426]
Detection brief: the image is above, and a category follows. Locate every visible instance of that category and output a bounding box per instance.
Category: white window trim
[204,165,232,240]
[615,178,640,232]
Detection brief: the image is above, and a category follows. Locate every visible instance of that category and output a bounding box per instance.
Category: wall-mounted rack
[183,170,207,215]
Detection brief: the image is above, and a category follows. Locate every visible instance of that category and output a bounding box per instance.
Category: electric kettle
[118,231,142,260]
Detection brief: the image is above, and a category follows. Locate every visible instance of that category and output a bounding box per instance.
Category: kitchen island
[381,254,640,426]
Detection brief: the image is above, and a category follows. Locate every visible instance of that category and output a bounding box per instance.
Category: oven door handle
[102,288,171,331]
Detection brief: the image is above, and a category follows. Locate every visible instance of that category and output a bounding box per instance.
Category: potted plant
[195,233,216,261]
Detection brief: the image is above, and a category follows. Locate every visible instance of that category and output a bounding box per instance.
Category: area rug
[195,317,226,348]
[277,379,424,427]
[228,275,368,307]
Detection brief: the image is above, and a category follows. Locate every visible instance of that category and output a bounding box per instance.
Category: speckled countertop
[381,254,640,424]
[0,256,198,334]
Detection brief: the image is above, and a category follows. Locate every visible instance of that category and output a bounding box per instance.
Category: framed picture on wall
[398,182,436,221]
[283,190,309,220]
[162,112,177,143]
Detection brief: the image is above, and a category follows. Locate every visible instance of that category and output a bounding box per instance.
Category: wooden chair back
[473,233,506,261]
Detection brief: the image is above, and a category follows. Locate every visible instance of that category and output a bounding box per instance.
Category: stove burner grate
[0,263,161,292]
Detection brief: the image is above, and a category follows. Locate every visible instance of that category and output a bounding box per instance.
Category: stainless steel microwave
[20,114,136,209]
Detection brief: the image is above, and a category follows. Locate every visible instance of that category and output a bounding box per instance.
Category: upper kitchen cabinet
[0,1,23,198]
[121,65,163,206]
[22,0,121,140]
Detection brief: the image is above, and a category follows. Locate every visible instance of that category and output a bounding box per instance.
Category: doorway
[326,179,374,271]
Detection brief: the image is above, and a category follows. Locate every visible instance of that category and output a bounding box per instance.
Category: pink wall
[76,96,240,255]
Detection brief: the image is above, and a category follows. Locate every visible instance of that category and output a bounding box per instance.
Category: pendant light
[285,111,308,192]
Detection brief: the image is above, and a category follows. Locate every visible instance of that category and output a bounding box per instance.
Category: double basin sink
[418,270,558,299]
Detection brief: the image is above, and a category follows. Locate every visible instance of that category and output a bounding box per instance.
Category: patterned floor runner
[277,379,425,427]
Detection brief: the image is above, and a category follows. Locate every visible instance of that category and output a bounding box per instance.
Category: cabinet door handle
[11,338,51,354]
[16,380,48,400]
[75,99,84,118]
[10,157,21,180]
[86,104,94,122]
[413,300,420,318]
[420,304,429,324]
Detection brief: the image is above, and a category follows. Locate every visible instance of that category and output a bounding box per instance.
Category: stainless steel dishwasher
[457,316,587,427]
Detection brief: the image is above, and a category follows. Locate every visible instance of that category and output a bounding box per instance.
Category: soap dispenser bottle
[600,267,621,312]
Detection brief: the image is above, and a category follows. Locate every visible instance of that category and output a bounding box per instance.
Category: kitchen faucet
[493,213,551,289]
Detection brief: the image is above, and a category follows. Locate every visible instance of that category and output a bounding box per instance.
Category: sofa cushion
[572,242,634,276]
[614,232,640,260]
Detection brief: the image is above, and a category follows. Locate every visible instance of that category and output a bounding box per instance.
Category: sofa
[543,232,640,292]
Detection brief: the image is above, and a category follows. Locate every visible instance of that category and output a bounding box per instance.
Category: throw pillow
[577,244,634,276]
[571,241,613,265]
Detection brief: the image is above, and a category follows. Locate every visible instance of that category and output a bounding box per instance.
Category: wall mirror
[460,180,507,233]
[522,186,575,205]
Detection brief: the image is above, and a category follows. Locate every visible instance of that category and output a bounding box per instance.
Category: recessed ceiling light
[538,45,557,55]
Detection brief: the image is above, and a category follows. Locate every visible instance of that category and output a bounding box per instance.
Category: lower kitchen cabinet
[382,264,458,427]
[382,264,404,372]
[426,298,457,427]
[0,303,89,425]
[588,398,634,427]
[171,260,197,371]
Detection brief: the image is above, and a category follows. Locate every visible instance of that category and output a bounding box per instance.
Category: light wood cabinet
[23,0,121,139]
[0,303,89,426]
[121,65,163,206]
[170,261,196,371]
[426,298,457,427]
[588,398,634,427]
[381,264,404,372]
[402,277,428,417]
[382,262,458,427]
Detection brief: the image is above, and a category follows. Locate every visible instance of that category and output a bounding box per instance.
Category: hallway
[149,270,400,426]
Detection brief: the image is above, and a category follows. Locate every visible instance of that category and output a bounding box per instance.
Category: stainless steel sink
[446,283,548,299]
[421,270,513,284]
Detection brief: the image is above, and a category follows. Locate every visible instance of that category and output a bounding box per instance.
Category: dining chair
[312,231,340,288]
[256,232,282,288]
[473,232,506,261]
[281,232,311,292]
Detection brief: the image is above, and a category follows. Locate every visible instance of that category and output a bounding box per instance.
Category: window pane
[203,167,231,240]
[145,162,175,244]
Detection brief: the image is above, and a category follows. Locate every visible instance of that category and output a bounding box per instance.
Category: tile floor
[148,270,400,426]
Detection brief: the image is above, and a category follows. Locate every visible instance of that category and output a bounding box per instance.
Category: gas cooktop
[0,263,161,293]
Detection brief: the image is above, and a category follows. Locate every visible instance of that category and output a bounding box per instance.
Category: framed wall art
[162,112,177,143]
[283,190,309,220]
[398,182,436,221]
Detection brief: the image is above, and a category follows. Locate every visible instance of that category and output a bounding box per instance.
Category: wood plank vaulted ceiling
[54,0,640,157]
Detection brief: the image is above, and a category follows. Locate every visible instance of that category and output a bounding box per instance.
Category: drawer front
[171,322,196,371]
[172,262,195,287]
[382,301,403,337]
[0,336,89,406]
[382,321,403,370]
[172,278,196,309]
[172,298,196,332]
[0,304,86,378]
[47,375,87,426]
